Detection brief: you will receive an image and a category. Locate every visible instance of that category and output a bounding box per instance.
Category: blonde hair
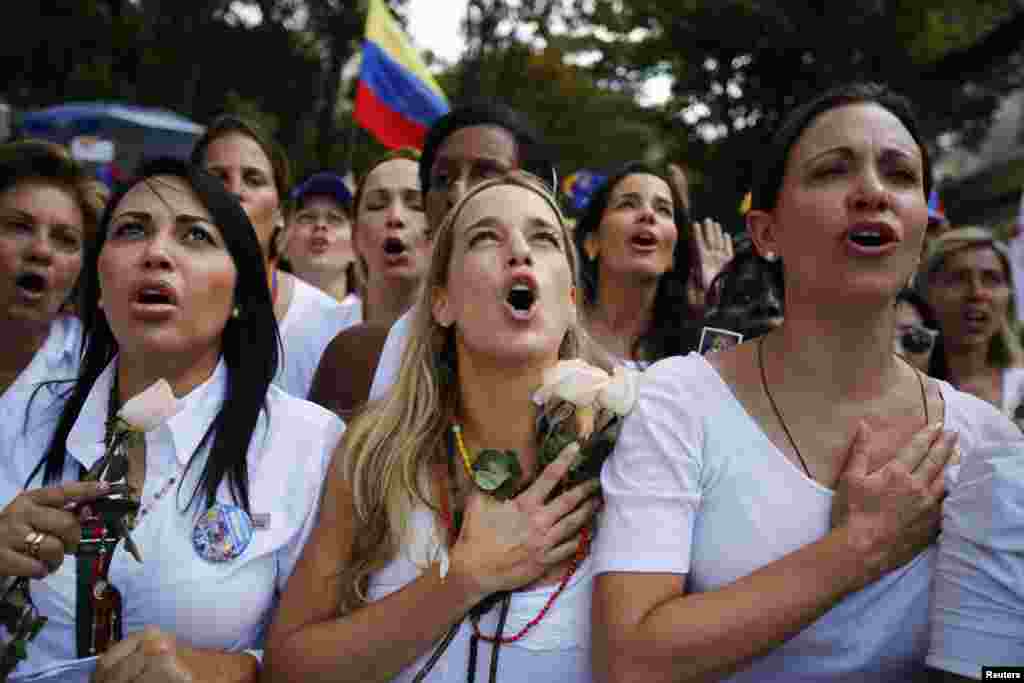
[336,171,604,613]
[922,225,1023,369]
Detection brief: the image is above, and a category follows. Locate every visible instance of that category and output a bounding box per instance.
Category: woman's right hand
[832,421,957,586]
[0,481,113,578]
[449,443,600,599]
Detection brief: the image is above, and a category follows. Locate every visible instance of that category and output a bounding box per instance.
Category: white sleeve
[592,357,704,576]
[369,311,412,401]
[275,413,346,590]
[927,442,1024,678]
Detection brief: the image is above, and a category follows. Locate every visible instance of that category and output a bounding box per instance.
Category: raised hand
[450,443,600,598]
[831,421,956,586]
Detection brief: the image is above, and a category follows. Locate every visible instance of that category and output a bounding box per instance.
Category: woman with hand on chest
[1,158,342,682]
[265,172,616,682]
[592,83,1020,682]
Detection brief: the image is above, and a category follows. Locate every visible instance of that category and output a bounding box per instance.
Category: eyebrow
[110,210,214,225]
[2,208,83,233]
[806,145,920,165]
[614,191,673,205]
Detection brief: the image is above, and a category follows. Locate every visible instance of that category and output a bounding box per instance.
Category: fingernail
[98,481,111,490]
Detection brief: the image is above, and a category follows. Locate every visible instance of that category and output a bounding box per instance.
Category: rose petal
[598,366,640,416]
[118,379,182,431]
[534,359,610,407]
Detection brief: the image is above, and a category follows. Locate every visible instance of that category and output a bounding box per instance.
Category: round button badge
[192,503,254,563]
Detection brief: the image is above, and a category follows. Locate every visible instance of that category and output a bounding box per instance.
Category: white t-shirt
[927,442,1024,678]
[2,358,344,681]
[368,308,413,401]
[1000,367,1024,418]
[367,506,592,682]
[277,277,361,399]
[593,352,1019,682]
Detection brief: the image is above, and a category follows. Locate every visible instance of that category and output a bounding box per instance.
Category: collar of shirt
[65,356,228,472]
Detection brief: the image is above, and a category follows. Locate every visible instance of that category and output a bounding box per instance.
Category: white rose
[532,359,610,407]
[598,366,640,416]
[118,379,182,431]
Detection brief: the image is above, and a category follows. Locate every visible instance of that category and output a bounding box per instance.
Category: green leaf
[472,449,522,500]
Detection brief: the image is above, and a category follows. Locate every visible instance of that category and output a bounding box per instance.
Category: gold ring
[25,531,45,559]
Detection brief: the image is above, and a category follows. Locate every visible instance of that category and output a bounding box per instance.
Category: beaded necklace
[444,424,591,644]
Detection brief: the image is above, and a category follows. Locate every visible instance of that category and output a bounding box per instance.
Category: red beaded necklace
[437,427,591,644]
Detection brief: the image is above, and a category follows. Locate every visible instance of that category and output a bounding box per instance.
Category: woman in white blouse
[191,115,358,398]
[0,158,342,682]
[0,140,103,455]
[592,83,1019,681]
[265,172,601,682]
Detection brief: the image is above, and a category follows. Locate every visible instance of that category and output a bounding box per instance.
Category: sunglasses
[896,325,938,355]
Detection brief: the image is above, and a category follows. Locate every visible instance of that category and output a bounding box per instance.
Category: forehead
[610,173,671,200]
[456,183,558,231]
[0,179,83,222]
[434,125,518,169]
[941,244,1006,273]
[203,132,273,171]
[116,175,211,220]
[788,103,921,166]
[364,158,419,192]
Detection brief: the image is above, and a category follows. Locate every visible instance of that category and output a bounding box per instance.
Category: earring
[231,306,241,319]
[763,252,778,263]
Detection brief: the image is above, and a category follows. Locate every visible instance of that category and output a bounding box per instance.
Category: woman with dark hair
[0,140,103,437]
[593,83,1017,681]
[191,115,357,398]
[572,162,696,365]
[0,159,342,682]
[310,101,556,418]
[894,288,945,377]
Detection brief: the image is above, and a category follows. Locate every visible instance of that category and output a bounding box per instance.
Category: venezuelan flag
[354,0,449,149]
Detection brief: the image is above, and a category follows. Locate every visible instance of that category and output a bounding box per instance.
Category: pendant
[191,503,254,563]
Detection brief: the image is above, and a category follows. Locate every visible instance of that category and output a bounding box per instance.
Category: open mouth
[507,284,536,312]
[847,224,897,249]
[383,237,407,256]
[135,284,176,306]
[15,272,47,294]
[964,309,990,326]
[631,231,658,249]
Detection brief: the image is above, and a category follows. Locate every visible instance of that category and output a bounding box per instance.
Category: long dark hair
[32,158,280,515]
[573,161,699,362]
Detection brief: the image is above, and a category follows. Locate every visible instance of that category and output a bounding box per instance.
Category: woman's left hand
[686,218,733,310]
[92,626,193,683]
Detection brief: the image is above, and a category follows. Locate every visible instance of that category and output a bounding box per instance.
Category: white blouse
[594,352,1020,682]
[0,316,82,473]
[367,506,593,682]
[277,276,361,399]
[2,357,344,681]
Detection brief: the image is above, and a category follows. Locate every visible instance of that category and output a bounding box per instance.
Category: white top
[277,277,362,399]
[1000,366,1024,418]
[367,506,592,682]
[0,316,82,465]
[927,442,1024,678]
[368,308,412,401]
[2,358,344,681]
[593,352,1019,682]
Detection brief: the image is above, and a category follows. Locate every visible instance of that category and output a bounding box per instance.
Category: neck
[944,341,994,385]
[116,345,221,406]
[294,267,351,303]
[456,352,549,476]
[769,296,902,401]
[364,275,420,328]
[590,272,658,359]
[0,317,52,392]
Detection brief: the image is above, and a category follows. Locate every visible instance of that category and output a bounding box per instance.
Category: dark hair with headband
[33,158,280,516]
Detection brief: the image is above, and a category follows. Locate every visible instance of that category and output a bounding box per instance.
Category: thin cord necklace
[756,336,931,482]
